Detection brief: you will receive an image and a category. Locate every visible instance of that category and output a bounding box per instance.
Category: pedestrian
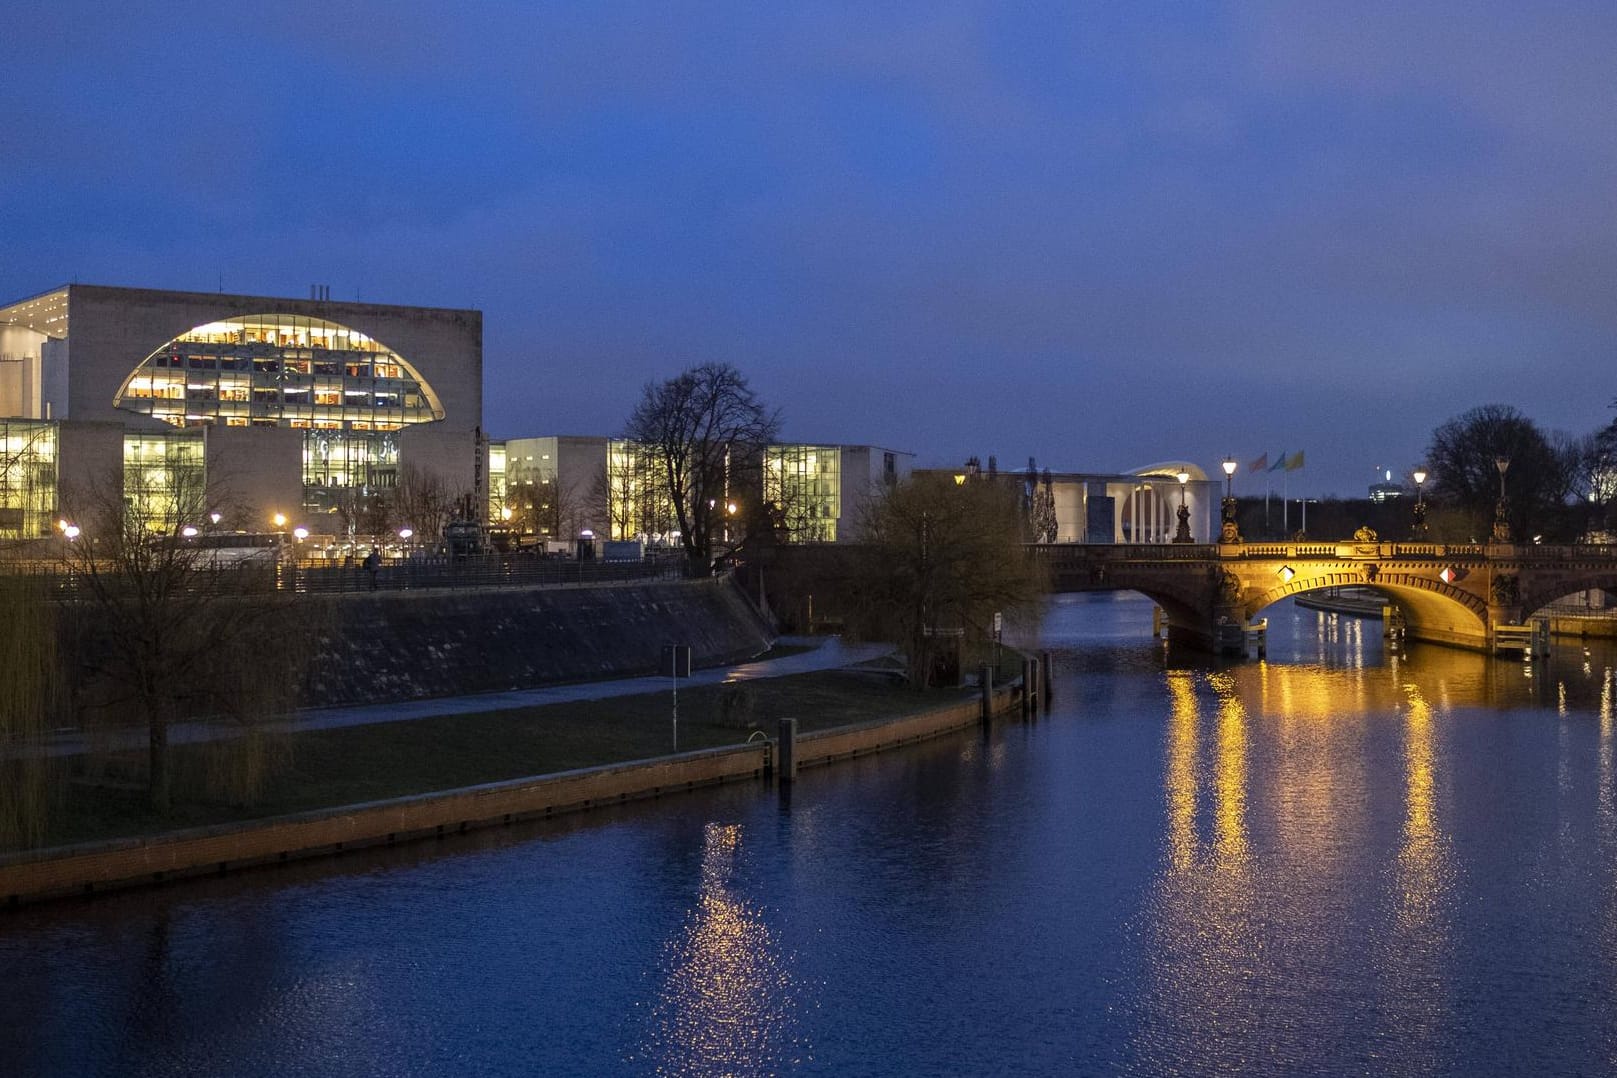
[364,546,381,590]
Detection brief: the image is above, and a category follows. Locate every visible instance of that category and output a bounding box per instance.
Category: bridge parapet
[1225,541,1484,561]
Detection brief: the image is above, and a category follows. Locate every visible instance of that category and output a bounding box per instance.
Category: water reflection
[1147,670,1257,1072]
[1165,672,1198,872]
[1384,683,1453,1071]
[1601,667,1615,845]
[638,822,806,1075]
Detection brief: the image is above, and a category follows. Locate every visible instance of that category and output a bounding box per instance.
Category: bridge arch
[1520,573,1617,620]
[1245,572,1488,648]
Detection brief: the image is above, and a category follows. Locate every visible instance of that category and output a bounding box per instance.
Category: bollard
[1040,650,1054,710]
[777,717,798,783]
[980,663,994,726]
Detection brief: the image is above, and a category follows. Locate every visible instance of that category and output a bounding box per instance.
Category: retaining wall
[302,575,774,707]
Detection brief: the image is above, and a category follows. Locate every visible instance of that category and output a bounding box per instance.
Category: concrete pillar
[777,717,798,783]
[980,663,994,726]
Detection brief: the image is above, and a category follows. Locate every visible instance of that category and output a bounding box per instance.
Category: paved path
[15,637,895,759]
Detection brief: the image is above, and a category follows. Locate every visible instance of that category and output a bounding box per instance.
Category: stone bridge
[1032,540,1617,652]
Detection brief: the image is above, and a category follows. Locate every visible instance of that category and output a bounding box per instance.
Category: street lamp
[272,512,287,530]
[1219,457,1241,543]
[1411,467,1428,538]
[1173,469,1193,543]
[1493,456,1511,542]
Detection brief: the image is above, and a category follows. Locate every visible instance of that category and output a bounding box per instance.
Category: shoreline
[0,674,1030,907]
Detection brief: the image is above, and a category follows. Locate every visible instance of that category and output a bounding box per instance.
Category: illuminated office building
[0,284,481,537]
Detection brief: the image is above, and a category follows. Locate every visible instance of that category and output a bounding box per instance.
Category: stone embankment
[303,575,775,707]
[0,677,1034,906]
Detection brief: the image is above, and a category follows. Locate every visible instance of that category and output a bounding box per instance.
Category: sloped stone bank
[302,576,773,708]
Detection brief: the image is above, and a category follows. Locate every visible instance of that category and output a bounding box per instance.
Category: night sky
[5,3,1614,496]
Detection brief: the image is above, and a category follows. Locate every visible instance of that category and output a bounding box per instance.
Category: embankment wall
[0,682,1024,905]
[302,575,774,707]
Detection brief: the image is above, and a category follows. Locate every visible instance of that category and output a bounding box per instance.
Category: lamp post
[1493,456,1511,542]
[1173,469,1193,543]
[1411,467,1428,538]
[1219,457,1241,543]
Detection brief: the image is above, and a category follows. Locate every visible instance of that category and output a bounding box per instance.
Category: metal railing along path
[1,554,687,602]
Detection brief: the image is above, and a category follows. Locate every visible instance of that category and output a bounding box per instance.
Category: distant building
[485,436,914,545]
[763,443,913,542]
[0,284,481,541]
[916,460,1221,543]
[1369,470,1407,503]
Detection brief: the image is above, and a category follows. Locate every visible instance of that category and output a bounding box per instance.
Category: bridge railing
[1026,543,1215,562]
[1027,540,1617,564]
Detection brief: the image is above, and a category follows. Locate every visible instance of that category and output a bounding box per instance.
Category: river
[3,593,1615,1076]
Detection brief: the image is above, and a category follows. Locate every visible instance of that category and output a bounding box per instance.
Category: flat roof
[0,283,480,342]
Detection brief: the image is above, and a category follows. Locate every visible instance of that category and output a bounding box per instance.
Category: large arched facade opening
[112,314,446,519]
[113,313,444,430]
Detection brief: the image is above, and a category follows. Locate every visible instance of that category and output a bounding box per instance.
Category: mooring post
[1023,657,1037,717]
[1040,650,1053,710]
[777,717,798,783]
[980,663,994,726]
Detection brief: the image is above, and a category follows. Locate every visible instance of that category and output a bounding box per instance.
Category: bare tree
[855,473,1045,689]
[624,363,781,575]
[59,465,305,809]
[392,462,451,544]
[0,571,59,846]
[1426,404,1580,541]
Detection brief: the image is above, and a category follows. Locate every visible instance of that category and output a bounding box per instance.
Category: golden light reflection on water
[1600,667,1614,843]
[1209,672,1249,868]
[1395,684,1449,932]
[1147,669,1255,1069]
[640,823,805,1075]
[1166,672,1198,872]
[1147,655,1479,1070]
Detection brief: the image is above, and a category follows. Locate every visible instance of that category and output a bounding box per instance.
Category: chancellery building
[0,283,482,541]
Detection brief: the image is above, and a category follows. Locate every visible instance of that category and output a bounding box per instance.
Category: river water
[4,594,1616,1076]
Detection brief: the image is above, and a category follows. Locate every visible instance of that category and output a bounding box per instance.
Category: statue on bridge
[1353,525,1379,543]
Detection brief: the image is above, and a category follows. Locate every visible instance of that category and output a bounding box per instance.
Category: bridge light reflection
[1166,672,1199,871]
[1210,673,1249,868]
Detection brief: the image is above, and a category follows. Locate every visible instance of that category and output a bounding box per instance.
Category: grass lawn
[19,668,967,850]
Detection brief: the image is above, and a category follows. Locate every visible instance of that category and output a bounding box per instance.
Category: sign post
[662,644,692,752]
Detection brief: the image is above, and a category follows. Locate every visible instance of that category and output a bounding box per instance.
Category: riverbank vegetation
[856,472,1046,688]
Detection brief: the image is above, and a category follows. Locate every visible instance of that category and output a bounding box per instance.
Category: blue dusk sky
[3,2,1615,496]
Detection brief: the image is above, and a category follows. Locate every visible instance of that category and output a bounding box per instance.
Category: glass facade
[606,440,677,542]
[112,314,447,523]
[487,443,507,523]
[764,444,842,542]
[123,430,206,535]
[114,314,443,431]
[0,419,57,539]
[302,429,399,525]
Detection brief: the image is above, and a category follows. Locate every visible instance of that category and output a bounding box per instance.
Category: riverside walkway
[15,636,895,759]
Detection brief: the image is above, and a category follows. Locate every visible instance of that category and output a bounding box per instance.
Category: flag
[1286,450,1305,471]
[1270,452,1288,472]
[1248,452,1268,474]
